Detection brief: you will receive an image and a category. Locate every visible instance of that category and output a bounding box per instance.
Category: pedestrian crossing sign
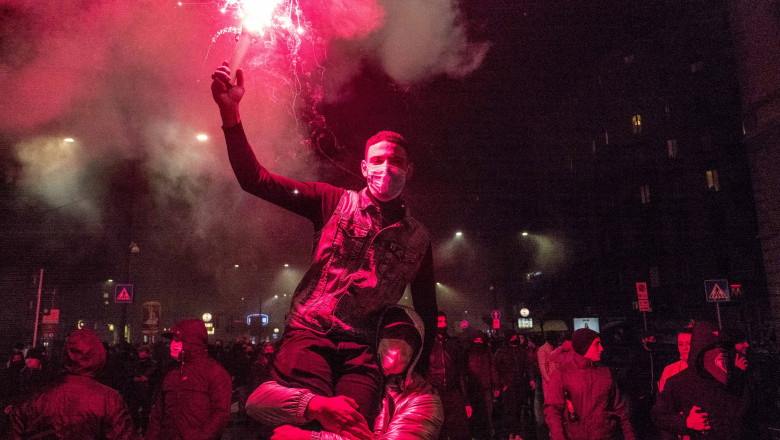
[115,284,134,303]
[704,279,730,303]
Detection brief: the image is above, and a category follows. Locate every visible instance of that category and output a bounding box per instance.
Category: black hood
[688,322,723,374]
[62,328,106,377]
[163,318,209,360]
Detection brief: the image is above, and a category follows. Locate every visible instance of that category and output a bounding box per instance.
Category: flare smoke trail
[0,0,489,298]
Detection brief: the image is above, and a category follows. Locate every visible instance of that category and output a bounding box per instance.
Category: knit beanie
[572,328,600,355]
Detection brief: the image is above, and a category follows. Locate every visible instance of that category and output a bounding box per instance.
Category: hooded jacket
[246,306,443,440]
[145,319,232,440]
[544,351,635,440]
[652,322,754,440]
[9,329,134,440]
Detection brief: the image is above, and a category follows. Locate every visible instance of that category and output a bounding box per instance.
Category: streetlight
[196,134,208,142]
[455,231,463,238]
[521,232,529,236]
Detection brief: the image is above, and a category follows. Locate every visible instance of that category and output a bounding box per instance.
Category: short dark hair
[437,311,447,318]
[365,131,409,159]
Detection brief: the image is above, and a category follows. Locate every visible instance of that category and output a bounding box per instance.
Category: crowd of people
[1,316,778,440]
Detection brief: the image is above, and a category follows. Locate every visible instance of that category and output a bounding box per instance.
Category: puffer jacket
[544,352,635,440]
[652,322,754,440]
[246,306,443,440]
[9,329,134,440]
[145,320,232,440]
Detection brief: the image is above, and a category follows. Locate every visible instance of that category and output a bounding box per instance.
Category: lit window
[632,114,642,134]
[706,169,720,191]
[640,184,651,204]
[667,139,678,158]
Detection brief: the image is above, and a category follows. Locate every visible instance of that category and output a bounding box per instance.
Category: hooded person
[652,322,757,440]
[145,318,232,440]
[8,328,134,440]
[246,305,443,440]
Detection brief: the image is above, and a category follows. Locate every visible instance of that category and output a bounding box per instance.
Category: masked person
[211,62,437,429]
[427,311,470,440]
[544,328,635,440]
[145,319,232,440]
[9,329,134,440]
[246,305,443,440]
[465,333,498,440]
[494,333,536,440]
[653,322,761,440]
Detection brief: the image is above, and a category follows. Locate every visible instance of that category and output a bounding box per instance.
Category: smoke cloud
[0,0,489,320]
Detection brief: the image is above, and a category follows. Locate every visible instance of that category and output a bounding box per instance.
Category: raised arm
[211,62,343,228]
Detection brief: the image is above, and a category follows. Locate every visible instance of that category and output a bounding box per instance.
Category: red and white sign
[636,282,650,312]
[115,284,134,303]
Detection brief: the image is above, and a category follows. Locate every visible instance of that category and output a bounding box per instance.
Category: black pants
[272,328,383,430]
[436,387,470,440]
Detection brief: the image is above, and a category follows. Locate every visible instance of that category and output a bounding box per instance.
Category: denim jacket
[288,188,430,338]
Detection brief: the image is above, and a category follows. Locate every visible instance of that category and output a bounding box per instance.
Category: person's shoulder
[66,375,123,398]
[664,367,696,388]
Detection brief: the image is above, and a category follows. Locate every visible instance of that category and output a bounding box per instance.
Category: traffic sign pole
[716,303,722,330]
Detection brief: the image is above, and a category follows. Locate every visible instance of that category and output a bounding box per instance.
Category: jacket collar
[359,188,408,216]
[571,352,596,368]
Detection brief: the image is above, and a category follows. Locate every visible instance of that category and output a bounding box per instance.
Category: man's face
[263,345,274,355]
[138,351,150,361]
[583,338,604,362]
[642,335,656,350]
[437,316,447,329]
[473,337,484,345]
[677,333,692,362]
[169,339,183,359]
[735,341,749,356]
[361,141,411,201]
[378,338,413,376]
[25,358,41,370]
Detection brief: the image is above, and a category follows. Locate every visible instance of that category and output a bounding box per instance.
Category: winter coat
[9,329,134,440]
[494,345,533,396]
[246,306,443,440]
[652,322,754,440]
[544,352,635,440]
[145,320,232,440]
[427,333,467,395]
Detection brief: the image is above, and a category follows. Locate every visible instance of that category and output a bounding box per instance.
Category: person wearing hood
[211,62,438,431]
[427,311,470,440]
[464,332,498,440]
[494,333,536,440]
[145,318,232,440]
[544,328,635,440]
[246,305,443,440]
[652,322,756,440]
[8,328,134,440]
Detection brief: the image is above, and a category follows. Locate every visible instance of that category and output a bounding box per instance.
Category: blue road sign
[704,279,730,303]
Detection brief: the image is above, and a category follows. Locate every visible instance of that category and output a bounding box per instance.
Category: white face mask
[170,340,183,359]
[366,163,406,202]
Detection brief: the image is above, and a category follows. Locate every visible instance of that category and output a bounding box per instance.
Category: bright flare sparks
[196,134,208,141]
[223,0,287,35]
[63,138,75,143]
